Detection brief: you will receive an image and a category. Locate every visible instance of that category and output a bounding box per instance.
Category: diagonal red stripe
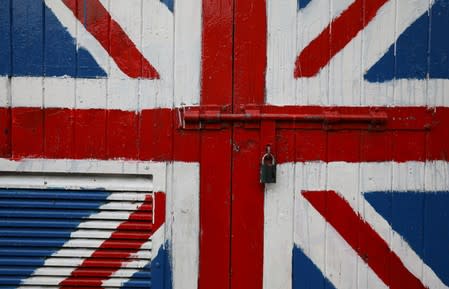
[302,190,427,289]
[295,0,389,78]
[62,0,159,79]
[59,192,165,288]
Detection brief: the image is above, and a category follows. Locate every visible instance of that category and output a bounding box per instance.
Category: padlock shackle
[261,153,276,165]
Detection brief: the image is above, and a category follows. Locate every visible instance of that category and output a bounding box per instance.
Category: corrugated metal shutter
[0,188,154,289]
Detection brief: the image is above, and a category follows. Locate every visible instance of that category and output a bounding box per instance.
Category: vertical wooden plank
[393,0,429,106]
[0,78,11,158]
[0,0,11,157]
[74,81,107,159]
[201,0,233,105]
[263,163,295,289]
[427,108,449,161]
[232,1,266,289]
[12,0,44,76]
[44,0,76,157]
[11,0,44,159]
[361,0,396,107]
[360,162,394,289]
[391,162,425,283]
[427,0,449,108]
[11,107,44,159]
[174,0,201,107]
[140,109,173,161]
[106,110,139,160]
[140,0,174,109]
[67,0,108,159]
[170,163,200,289]
[106,81,139,160]
[199,1,233,289]
[328,0,362,106]
[11,78,44,159]
[106,1,140,160]
[325,163,359,289]
[265,0,296,105]
[296,0,331,106]
[43,107,74,158]
[294,162,328,289]
[0,0,11,76]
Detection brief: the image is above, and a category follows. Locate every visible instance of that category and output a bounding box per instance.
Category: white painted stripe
[0,158,167,192]
[174,0,202,107]
[266,0,297,105]
[11,77,43,108]
[4,76,179,110]
[0,175,153,192]
[169,162,200,289]
[0,77,10,107]
[263,163,295,289]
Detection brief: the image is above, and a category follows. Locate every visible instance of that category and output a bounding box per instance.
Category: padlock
[260,152,276,184]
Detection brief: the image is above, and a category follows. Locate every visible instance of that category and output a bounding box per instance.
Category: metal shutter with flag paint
[0,174,166,289]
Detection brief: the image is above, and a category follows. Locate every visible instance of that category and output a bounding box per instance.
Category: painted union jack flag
[0,0,448,289]
[263,0,449,288]
[0,0,200,288]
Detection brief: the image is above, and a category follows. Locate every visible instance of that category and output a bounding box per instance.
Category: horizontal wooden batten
[1,106,448,163]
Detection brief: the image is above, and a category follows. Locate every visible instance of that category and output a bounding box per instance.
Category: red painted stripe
[11,108,44,159]
[199,0,233,288]
[231,0,267,288]
[303,190,426,289]
[0,108,11,158]
[62,0,159,79]
[4,106,449,163]
[59,192,165,288]
[7,107,197,161]
[295,0,389,77]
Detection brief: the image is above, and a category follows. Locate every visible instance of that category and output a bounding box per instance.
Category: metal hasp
[260,145,276,184]
[178,105,391,185]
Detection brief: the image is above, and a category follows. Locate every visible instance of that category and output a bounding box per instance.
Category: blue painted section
[365,0,449,82]
[365,191,449,287]
[0,190,109,200]
[160,0,174,13]
[0,189,108,287]
[0,229,94,238]
[0,0,11,75]
[11,0,44,76]
[5,0,106,77]
[298,0,313,10]
[0,199,111,209]
[0,209,101,219]
[292,245,337,289]
[0,219,84,228]
[122,242,173,289]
